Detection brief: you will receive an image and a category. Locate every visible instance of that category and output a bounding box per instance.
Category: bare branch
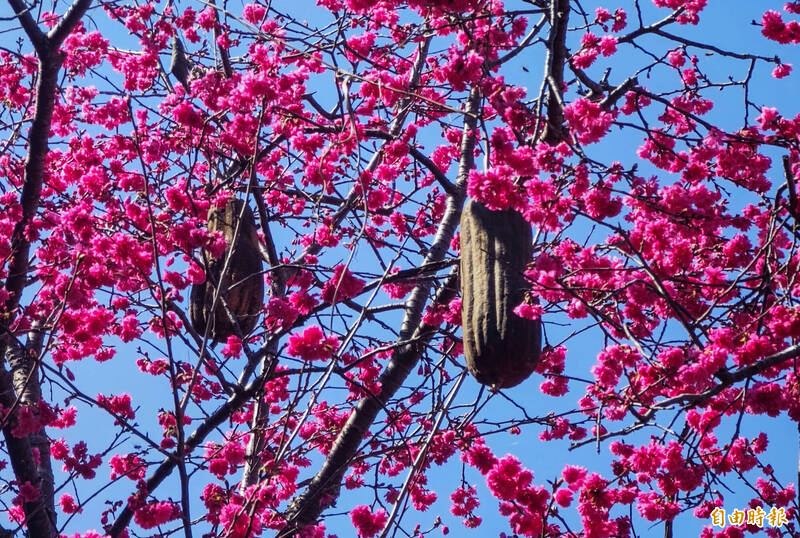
[542,0,569,145]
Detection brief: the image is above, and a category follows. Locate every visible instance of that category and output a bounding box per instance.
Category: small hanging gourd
[460,199,541,390]
[190,198,264,344]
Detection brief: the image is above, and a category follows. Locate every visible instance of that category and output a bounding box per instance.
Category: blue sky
[3,0,800,537]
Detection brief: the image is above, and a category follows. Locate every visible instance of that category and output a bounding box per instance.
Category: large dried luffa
[190,198,264,343]
[460,199,541,390]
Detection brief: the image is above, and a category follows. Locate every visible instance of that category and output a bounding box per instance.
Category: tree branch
[542,0,569,145]
[108,344,278,537]
[0,2,91,536]
[6,0,45,50]
[6,326,55,530]
[278,87,481,536]
[291,35,432,269]
[408,147,458,196]
[571,343,800,450]
[49,0,93,47]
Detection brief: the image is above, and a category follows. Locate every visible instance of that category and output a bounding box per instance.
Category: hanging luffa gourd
[190,198,264,343]
[460,199,541,390]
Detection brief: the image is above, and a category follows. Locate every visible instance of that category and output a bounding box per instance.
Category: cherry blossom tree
[2,0,800,537]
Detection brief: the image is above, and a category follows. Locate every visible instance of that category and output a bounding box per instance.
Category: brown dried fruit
[190,198,264,344]
[460,199,541,390]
